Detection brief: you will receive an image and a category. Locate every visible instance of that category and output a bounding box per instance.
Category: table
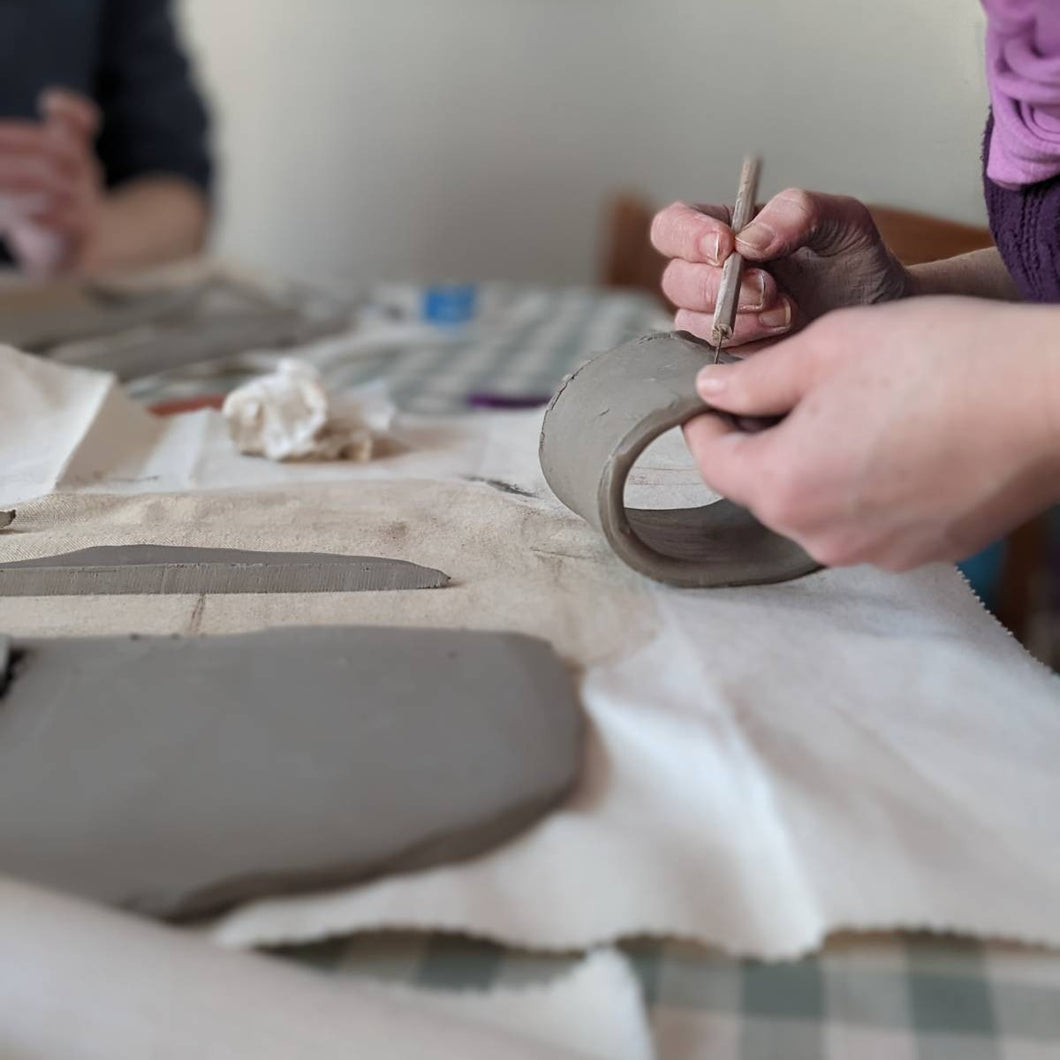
[134,282,1060,1059]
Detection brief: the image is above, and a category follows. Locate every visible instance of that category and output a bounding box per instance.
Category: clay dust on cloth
[1,346,1059,960]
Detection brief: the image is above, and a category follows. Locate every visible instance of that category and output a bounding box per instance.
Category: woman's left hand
[685,297,1060,570]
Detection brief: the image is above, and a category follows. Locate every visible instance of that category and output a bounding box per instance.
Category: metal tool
[711,156,762,363]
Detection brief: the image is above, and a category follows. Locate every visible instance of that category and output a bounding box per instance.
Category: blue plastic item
[422,283,477,326]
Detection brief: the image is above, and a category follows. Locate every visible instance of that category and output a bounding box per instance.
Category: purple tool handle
[467,392,552,410]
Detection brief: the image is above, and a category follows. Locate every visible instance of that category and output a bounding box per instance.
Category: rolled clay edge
[540,334,820,589]
[597,400,820,589]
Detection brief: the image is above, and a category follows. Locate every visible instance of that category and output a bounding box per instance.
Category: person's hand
[0,89,104,272]
[650,189,912,346]
[684,297,1060,570]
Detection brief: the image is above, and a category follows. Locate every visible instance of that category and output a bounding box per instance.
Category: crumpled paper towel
[0,344,522,504]
[222,359,392,462]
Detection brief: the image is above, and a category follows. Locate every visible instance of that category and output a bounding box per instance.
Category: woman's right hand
[650,189,913,346]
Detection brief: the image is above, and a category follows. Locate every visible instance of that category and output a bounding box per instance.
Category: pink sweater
[983,0,1060,187]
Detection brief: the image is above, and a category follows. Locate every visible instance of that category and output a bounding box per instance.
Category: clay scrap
[0,626,583,920]
[0,545,449,596]
[539,331,818,588]
[0,511,13,530]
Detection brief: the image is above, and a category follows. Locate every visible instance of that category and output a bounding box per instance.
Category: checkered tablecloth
[128,282,1060,1059]
[277,932,1060,1060]
[125,283,672,415]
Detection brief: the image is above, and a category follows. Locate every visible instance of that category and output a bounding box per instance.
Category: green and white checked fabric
[121,282,1060,1057]
[278,933,1060,1059]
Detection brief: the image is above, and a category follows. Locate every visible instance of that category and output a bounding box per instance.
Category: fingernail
[736,221,774,256]
[696,367,727,394]
[702,232,721,265]
[759,300,792,329]
[747,271,767,311]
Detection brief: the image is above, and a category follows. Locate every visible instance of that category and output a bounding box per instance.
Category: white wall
[179,0,989,287]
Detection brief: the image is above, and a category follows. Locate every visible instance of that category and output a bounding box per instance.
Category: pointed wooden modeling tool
[711,156,762,363]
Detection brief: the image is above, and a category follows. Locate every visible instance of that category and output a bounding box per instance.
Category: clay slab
[0,626,583,919]
[0,545,449,596]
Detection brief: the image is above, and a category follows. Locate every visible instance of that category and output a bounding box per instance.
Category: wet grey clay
[539,331,818,588]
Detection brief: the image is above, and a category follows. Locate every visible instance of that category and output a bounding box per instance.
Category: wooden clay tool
[711,156,762,363]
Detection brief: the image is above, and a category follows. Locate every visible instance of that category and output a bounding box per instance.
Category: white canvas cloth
[0,346,1058,961]
[0,876,651,1060]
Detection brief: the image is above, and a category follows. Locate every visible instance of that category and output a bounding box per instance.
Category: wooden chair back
[866,205,994,265]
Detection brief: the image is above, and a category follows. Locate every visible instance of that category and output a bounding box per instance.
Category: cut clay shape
[0,626,583,920]
[539,331,819,588]
[0,545,449,596]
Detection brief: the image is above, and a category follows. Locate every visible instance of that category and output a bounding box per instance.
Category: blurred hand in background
[0,0,212,278]
[0,90,104,274]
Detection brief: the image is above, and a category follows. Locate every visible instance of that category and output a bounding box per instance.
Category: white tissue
[0,194,68,278]
[222,359,378,462]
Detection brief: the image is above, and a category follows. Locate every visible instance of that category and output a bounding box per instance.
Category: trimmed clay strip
[0,545,449,596]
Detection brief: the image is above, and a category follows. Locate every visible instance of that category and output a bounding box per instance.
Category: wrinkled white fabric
[0,194,67,277]
[0,876,647,1060]
[0,345,505,503]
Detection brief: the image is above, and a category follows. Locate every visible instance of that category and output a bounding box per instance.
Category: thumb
[736,188,881,261]
[694,334,818,417]
[39,88,101,140]
[681,413,771,509]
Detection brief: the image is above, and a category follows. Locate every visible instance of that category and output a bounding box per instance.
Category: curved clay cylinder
[539,331,819,589]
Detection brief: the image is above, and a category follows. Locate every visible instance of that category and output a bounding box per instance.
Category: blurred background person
[0,0,212,277]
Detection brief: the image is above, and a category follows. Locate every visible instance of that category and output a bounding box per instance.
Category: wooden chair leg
[996,515,1049,643]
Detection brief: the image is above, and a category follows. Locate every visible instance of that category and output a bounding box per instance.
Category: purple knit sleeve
[983,111,1060,303]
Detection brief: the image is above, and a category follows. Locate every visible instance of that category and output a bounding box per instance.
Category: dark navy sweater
[0,0,212,197]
